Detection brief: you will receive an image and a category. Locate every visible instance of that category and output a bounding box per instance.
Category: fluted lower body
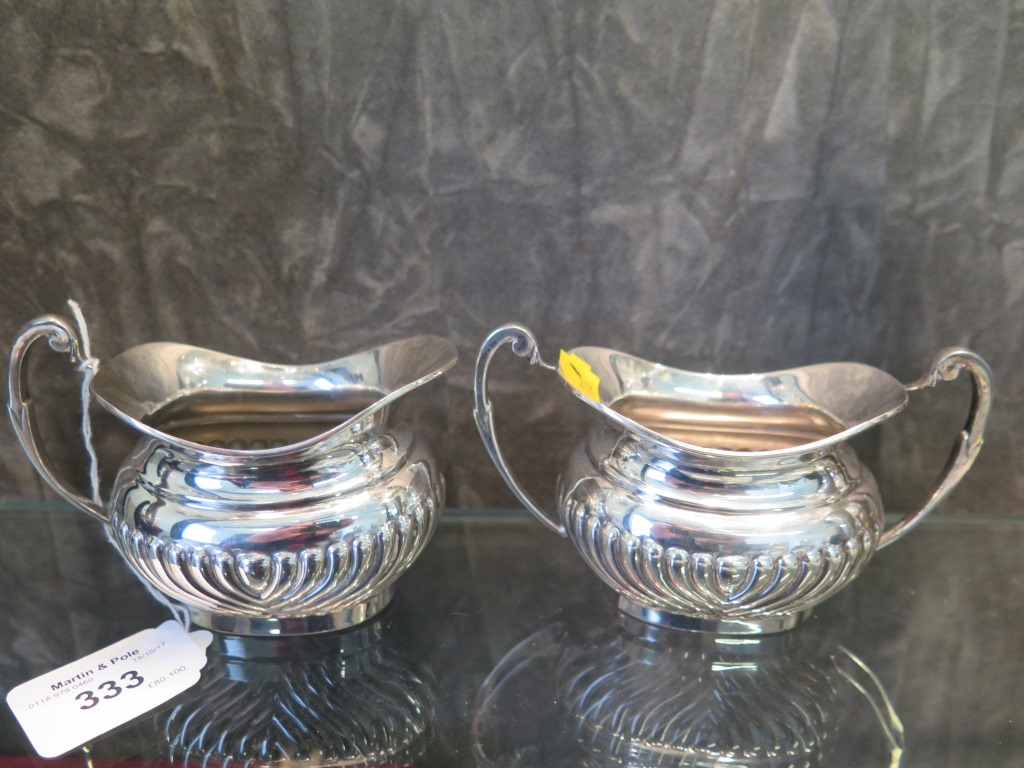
[108,426,443,635]
[558,425,884,633]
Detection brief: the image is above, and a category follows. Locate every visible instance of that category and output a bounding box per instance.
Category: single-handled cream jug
[9,315,456,635]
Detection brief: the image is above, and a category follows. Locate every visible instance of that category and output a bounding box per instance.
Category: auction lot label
[6,620,211,757]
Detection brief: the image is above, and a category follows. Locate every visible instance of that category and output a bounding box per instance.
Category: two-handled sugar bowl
[8,315,456,635]
[474,324,992,634]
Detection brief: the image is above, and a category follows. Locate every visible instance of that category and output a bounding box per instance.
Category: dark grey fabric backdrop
[0,1,1021,514]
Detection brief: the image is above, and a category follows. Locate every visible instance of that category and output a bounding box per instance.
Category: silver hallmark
[8,315,456,636]
[474,324,992,634]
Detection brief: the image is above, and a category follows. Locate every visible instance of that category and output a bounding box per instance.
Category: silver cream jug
[474,324,992,634]
[9,315,456,635]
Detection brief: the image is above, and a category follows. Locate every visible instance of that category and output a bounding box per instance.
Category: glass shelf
[0,505,1020,766]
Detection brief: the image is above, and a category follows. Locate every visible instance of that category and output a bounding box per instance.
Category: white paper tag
[6,620,212,758]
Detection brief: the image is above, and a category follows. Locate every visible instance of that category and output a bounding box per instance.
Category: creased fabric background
[0,1,1021,514]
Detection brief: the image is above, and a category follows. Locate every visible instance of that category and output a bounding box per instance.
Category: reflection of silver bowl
[473,616,903,768]
[161,615,434,766]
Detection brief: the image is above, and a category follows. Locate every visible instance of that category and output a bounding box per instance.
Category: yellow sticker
[559,350,601,402]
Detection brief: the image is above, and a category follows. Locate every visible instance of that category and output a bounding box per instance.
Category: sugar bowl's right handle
[7,315,107,522]
[473,324,567,536]
[879,347,993,549]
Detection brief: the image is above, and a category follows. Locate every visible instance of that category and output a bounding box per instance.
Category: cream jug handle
[879,347,993,549]
[7,315,107,522]
[474,324,567,536]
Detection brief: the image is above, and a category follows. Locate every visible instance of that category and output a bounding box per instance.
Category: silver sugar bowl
[474,324,992,634]
[9,315,456,635]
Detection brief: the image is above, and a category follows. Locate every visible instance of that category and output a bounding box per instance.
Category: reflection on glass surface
[160,613,434,766]
[473,615,903,768]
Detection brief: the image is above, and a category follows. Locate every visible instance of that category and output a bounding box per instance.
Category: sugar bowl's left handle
[7,315,107,521]
[474,324,567,536]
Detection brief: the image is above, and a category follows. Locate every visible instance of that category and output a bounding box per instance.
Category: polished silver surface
[618,597,812,635]
[187,587,395,637]
[474,323,993,633]
[8,314,456,635]
[7,316,106,521]
[473,616,903,768]
[473,324,563,535]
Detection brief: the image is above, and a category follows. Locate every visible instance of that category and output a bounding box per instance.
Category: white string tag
[65,299,192,631]
[7,621,212,758]
[66,299,101,507]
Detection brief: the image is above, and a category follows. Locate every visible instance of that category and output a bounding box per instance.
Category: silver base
[188,587,395,636]
[618,597,812,635]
